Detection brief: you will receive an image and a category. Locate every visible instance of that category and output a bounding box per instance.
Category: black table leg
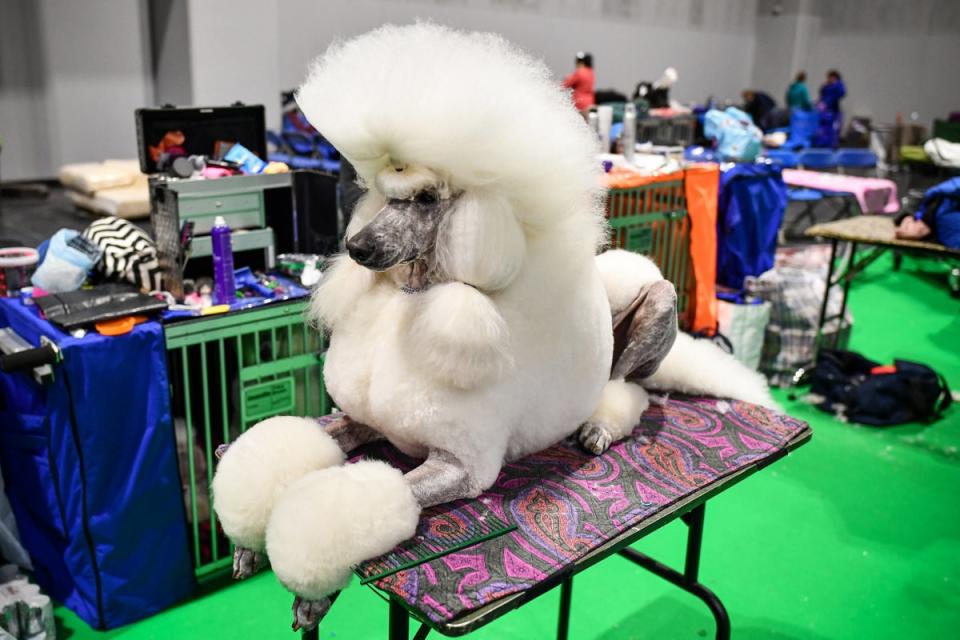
[389,597,409,640]
[557,576,573,640]
[412,622,431,640]
[682,506,730,640]
[815,238,839,351]
[834,241,857,348]
[619,505,730,640]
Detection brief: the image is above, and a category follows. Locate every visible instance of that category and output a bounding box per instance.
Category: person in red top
[562,52,595,114]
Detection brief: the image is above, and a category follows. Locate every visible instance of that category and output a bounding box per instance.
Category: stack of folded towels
[59,159,149,219]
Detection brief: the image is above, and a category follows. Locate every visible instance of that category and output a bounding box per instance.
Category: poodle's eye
[414,191,438,206]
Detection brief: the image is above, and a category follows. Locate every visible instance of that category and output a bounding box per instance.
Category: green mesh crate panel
[164,300,328,579]
[606,179,695,329]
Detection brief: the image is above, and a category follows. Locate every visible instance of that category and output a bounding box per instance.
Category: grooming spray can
[211,216,237,305]
[623,103,637,163]
[587,111,599,138]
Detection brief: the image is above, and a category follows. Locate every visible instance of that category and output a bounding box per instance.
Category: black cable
[62,368,106,628]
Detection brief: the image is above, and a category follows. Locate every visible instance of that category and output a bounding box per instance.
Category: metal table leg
[833,241,857,348]
[815,238,839,351]
[390,598,410,640]
[556,576,573,640]
[619,504,731,640]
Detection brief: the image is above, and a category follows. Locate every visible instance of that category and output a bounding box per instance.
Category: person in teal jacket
[786,71,812,110]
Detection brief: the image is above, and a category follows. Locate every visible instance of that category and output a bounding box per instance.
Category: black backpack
[810,349,952,426]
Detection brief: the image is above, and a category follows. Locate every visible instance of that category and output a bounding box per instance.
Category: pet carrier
[605,173,696,329]
[163,299,329,579]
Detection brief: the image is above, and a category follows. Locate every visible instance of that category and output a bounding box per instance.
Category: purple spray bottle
[211,216,237,305]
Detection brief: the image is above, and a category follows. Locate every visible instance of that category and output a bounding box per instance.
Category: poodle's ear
[437,191,525,292]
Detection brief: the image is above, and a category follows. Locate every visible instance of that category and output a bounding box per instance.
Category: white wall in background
[751,0,960,125]
[185,0,282,128]
[0,0,760,179]
[5,0,959,181]
[276,0,759,123]
[149,0,194,107]
[0,0,153,180]
[0,0,52,180]
[37,0,153,170]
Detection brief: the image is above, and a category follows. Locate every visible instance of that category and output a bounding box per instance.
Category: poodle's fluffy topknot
[297,22,604,244]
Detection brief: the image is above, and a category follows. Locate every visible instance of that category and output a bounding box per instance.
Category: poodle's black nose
[346,235,377,265]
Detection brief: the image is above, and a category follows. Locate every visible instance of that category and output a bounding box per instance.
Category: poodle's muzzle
[346,195,455,271]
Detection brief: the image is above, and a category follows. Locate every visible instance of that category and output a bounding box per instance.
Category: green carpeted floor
[54,253,959,639]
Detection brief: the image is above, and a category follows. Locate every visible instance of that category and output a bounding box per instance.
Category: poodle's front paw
[292,595,333,632]
[578,422,613,455]
[212,416,346,551]
[232,546,266,580]
[267,460,421,600]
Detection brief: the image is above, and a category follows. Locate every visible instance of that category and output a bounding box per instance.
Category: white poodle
[212,23,774,629]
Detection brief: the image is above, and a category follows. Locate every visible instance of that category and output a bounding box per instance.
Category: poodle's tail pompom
[309,253,375,332]
[643,332,778,410]
[266,460,421,600]
[408,282,513,389]
[212,417,345,552]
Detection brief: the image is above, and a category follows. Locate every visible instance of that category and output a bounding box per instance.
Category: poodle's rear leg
[580,280,677,454]
[579,380,650,454]
[287,448,473,631]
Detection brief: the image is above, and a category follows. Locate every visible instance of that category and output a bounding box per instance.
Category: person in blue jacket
[895,177,960,249]
[818,70,846,111]
[814,69,846,147]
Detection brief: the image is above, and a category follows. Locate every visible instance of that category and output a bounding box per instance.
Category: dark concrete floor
[0,184,102,247]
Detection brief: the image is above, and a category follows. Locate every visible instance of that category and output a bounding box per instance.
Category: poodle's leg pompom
[579,379,650,454]
[408,282,513,389]
[266,460,421,601]
[309,253,375,332]
[212,416,345,554]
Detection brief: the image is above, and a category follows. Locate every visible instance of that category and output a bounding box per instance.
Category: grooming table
[303,397,810,639]
[806,216,960,348]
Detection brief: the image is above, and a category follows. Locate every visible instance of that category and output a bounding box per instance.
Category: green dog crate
[163,299,328,579]
[605,177,695,329]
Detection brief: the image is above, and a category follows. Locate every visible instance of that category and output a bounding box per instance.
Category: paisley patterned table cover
[335,396,810,626]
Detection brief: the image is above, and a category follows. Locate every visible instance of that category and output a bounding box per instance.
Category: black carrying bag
[810,349,952,426]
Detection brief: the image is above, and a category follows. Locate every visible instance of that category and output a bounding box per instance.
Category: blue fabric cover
[784,109,820,149]
[0,299,193,629]
[917,177,960,249]
[717,163,788,289]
